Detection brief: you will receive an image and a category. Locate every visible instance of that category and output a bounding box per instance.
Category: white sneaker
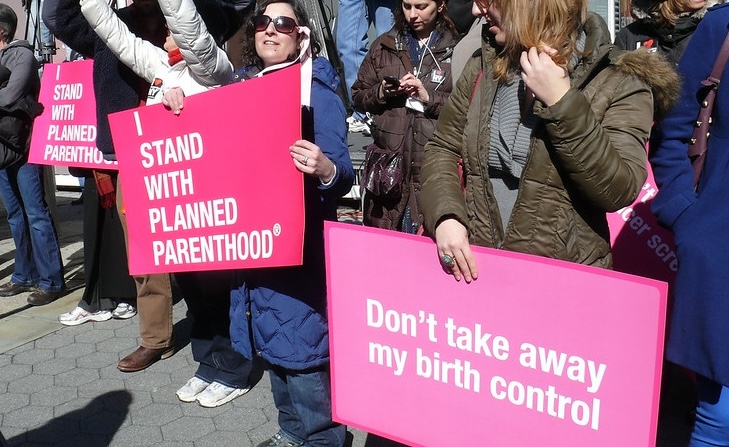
[347,116,370,134]
[112,302,137,319]
[176,376,210,402]
[196,381,250,408]
[59,306,112,326]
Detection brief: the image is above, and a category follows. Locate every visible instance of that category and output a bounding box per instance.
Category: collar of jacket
[379,28,455,56]
[568,12,614,89]
[630,0,718,21]
[629,3,711,45]
[0,40,34,55]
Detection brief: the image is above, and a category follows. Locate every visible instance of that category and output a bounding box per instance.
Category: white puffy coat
[79,0,232,104]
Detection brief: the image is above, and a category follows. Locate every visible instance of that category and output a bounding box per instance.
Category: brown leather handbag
[688,31,729,190]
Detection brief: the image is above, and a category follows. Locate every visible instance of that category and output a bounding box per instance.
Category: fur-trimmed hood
[578,13,681,120]
[611,48,681,120]
[631,0,720,20]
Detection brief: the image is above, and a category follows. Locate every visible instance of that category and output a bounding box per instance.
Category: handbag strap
[688,31,729,188]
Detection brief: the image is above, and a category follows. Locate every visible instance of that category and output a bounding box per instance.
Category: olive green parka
[420,13,679,268]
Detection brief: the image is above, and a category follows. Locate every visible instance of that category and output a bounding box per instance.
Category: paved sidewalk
[0,190,401,446]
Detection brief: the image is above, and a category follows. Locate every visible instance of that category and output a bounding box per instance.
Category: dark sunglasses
[254,15,298,34]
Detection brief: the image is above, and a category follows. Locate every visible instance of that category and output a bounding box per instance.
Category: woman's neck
[416,29,434,46]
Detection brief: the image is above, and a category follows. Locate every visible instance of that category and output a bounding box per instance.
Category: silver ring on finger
[302,156,309,166]
[441,254,455,268]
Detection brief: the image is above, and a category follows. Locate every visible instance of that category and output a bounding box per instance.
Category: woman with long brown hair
[420,0,679,280]
[353,0,459,233]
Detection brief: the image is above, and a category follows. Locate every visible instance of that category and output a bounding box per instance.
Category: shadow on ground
[4,391,132,447]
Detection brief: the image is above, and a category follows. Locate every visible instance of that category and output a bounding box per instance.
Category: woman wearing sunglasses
[226,0,354,445]
[352,0,459,234]
[419,0,678,281]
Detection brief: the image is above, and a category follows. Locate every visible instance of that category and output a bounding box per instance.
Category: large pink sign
[108,65,304,275]
[608,163,676,285]
[28,60,117,168]
[325,222,667,447]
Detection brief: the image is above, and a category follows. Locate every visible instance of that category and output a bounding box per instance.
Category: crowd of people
[0,0,728,444]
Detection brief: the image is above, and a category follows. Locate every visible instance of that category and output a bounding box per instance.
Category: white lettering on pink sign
[109,65,305,274]
[326,222,668,446]
[28,60,116,168]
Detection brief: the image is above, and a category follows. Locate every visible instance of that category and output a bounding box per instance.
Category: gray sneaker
[112,302,137,319]
[255,432,303,447]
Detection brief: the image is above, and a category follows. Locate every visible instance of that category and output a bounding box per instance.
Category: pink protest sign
[28,60,117,168]
[325,222,668,447]
[608,165,676,284]
[108,65,304,275]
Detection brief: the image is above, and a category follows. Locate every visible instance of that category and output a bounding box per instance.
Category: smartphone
[383,76,400,88]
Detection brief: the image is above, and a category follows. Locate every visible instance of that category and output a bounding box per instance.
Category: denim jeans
[0,161,64,292]
[690,375,729,446]
[268,364,346,446]
[336,0,395,118]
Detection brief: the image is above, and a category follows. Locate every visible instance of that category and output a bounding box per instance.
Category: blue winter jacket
[229,57,354,370]
[650,3,729,386]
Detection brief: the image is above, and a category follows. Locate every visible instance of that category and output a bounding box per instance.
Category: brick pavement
[0,188,394,447]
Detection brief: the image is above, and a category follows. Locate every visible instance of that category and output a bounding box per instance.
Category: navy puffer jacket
[229,57,354,370]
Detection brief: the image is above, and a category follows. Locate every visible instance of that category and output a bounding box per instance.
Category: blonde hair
[493,0,588,82]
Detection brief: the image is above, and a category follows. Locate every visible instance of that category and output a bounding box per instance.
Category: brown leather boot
[117,345,175,372]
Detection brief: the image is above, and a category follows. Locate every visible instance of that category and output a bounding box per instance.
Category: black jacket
[614,1,718,65]
[0,41,43,164]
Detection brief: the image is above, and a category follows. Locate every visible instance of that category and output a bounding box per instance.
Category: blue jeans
[268,364,346,446]
[0,161,64,292]
[690,375,729,446]
[336,0,395,118]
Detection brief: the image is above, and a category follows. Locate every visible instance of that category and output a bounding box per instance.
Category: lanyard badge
[430,69,446,84]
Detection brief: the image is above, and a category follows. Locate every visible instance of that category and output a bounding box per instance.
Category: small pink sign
[325,222,667,447]
[109,65,305,275]
[28,60,117,168]
[608,163,677,285]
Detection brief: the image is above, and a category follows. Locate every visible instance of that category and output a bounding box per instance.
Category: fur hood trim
[612,47,681,120]
[631,0,720,20]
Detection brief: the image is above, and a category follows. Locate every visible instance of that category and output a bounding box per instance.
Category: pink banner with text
[325,222,668,447]
[28,60,117,168]
[109,65,304,274]
[608,162,677,285]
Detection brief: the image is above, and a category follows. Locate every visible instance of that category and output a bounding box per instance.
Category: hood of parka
[573,13,681,121]
[610,47,681,120]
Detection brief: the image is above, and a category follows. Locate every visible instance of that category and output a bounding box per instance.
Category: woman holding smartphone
[352,0,459,233]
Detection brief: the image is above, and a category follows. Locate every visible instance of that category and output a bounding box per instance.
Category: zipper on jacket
[500,128,542,247]
[475,82,501,247]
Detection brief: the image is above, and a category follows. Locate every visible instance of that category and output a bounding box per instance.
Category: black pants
[175,270,252,387]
